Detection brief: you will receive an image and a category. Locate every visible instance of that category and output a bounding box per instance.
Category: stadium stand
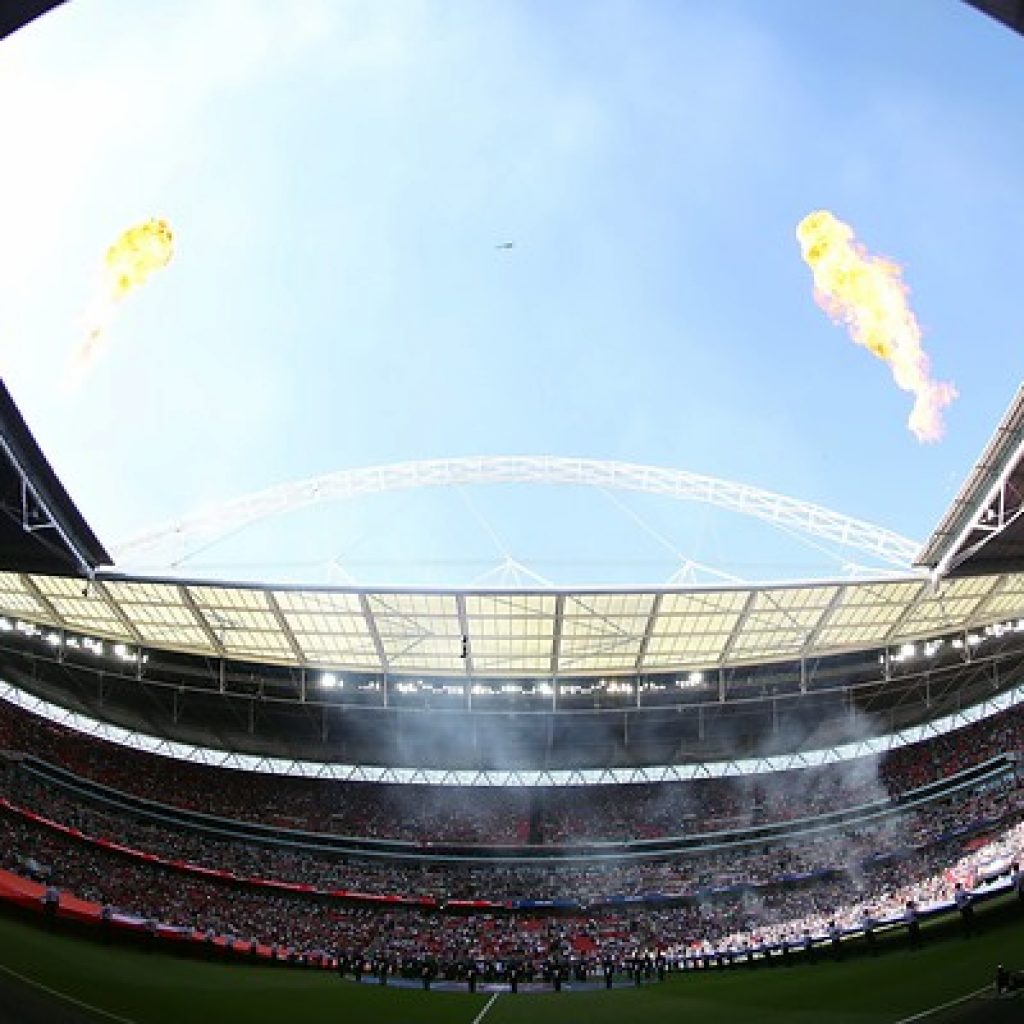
[0,695,1022,980]
[2,696,1023,844]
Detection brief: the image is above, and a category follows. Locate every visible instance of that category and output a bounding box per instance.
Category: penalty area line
[0,960,137,1023]
[892,983,993,1024]
[470,991,500,1024]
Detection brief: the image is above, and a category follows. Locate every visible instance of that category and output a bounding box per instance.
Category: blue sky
[1,0,1022,586]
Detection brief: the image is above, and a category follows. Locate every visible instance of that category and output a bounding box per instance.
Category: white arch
[114,456,920,569]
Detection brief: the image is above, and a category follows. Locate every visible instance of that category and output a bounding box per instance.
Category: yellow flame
[796,210,956,442]
[68,218,174,385]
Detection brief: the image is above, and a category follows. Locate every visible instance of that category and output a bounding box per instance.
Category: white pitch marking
[0,960,138,1023]
[470,990,500,1024]
[892,983,993,1024]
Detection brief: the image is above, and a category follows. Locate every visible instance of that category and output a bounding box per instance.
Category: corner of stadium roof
[0,0,66,41]
[918,384,1024,580]
[965,0,1024,39]
[0,380,111,577]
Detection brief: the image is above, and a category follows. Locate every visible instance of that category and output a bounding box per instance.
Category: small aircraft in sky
[495,241,515,250]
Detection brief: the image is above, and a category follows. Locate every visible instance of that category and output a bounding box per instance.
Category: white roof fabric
[4,569,1024,677]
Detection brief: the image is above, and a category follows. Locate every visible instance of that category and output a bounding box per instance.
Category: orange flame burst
[796,210,956,442]
[68,218,175,385]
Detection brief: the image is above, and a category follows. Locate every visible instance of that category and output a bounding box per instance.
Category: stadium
[3,1,1024,1022]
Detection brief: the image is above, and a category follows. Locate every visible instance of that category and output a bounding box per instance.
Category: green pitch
[2,902,1024,1024]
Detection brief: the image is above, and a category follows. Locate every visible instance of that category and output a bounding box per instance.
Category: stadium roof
[0,381,111,577]
[966,0,1024,38]
[0,373,1020,678]
[917,385,1024,578]
[0,568,1021,677]
[0,1,64,41]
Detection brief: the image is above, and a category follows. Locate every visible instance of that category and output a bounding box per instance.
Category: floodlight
[321,672,338,689]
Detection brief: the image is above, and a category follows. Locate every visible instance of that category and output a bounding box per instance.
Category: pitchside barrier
[0,866,333,968]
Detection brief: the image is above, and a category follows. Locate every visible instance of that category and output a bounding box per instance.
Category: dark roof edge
[916,385,1024,570]
[0,379,111,573]
[965,1,1024,40]
[0,1,67,42]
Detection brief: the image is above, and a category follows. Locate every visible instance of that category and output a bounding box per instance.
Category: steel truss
[0,432,97,577]
[2,677,1018,788]
[938,461,1024,576]
[115,456,920,570]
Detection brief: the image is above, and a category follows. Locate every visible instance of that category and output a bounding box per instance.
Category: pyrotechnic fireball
[796,210,956,442]
[68,218,175,384]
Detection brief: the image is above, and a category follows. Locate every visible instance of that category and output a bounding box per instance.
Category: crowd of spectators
[2,766,1020,903]
[1,697,1021,845]
[2,796,1022,975]
[0,693,1022,975]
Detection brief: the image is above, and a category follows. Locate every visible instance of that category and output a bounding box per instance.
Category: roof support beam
[18,574,67,630]
[800,585,847,656]
[178,585,225,657]
[265,591,305,665]
[0,429,105,576]
[719,591,758,665]
[634,592,662,673]
[964,575,1010,628]
[550,593,565,677]
[455,593,474,676]
[884,580,935,645]
[91,579,144,645]
[929,403,1024,577]
[944,490,1024,575]
[358,593,389,676]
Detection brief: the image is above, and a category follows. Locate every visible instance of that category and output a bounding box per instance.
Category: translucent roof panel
[558,593,650,672]
[464,594,556,617]
[7,571,1020,676]
[272,590,364,615]
[0,574,47,617]
[133,623,212,648]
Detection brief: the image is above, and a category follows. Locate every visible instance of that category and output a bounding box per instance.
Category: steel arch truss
[114,456,921,570]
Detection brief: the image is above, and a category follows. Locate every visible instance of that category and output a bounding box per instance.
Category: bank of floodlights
[885,618,1024,666]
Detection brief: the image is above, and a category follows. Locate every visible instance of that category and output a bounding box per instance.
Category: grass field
[2,901,1024,1024]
